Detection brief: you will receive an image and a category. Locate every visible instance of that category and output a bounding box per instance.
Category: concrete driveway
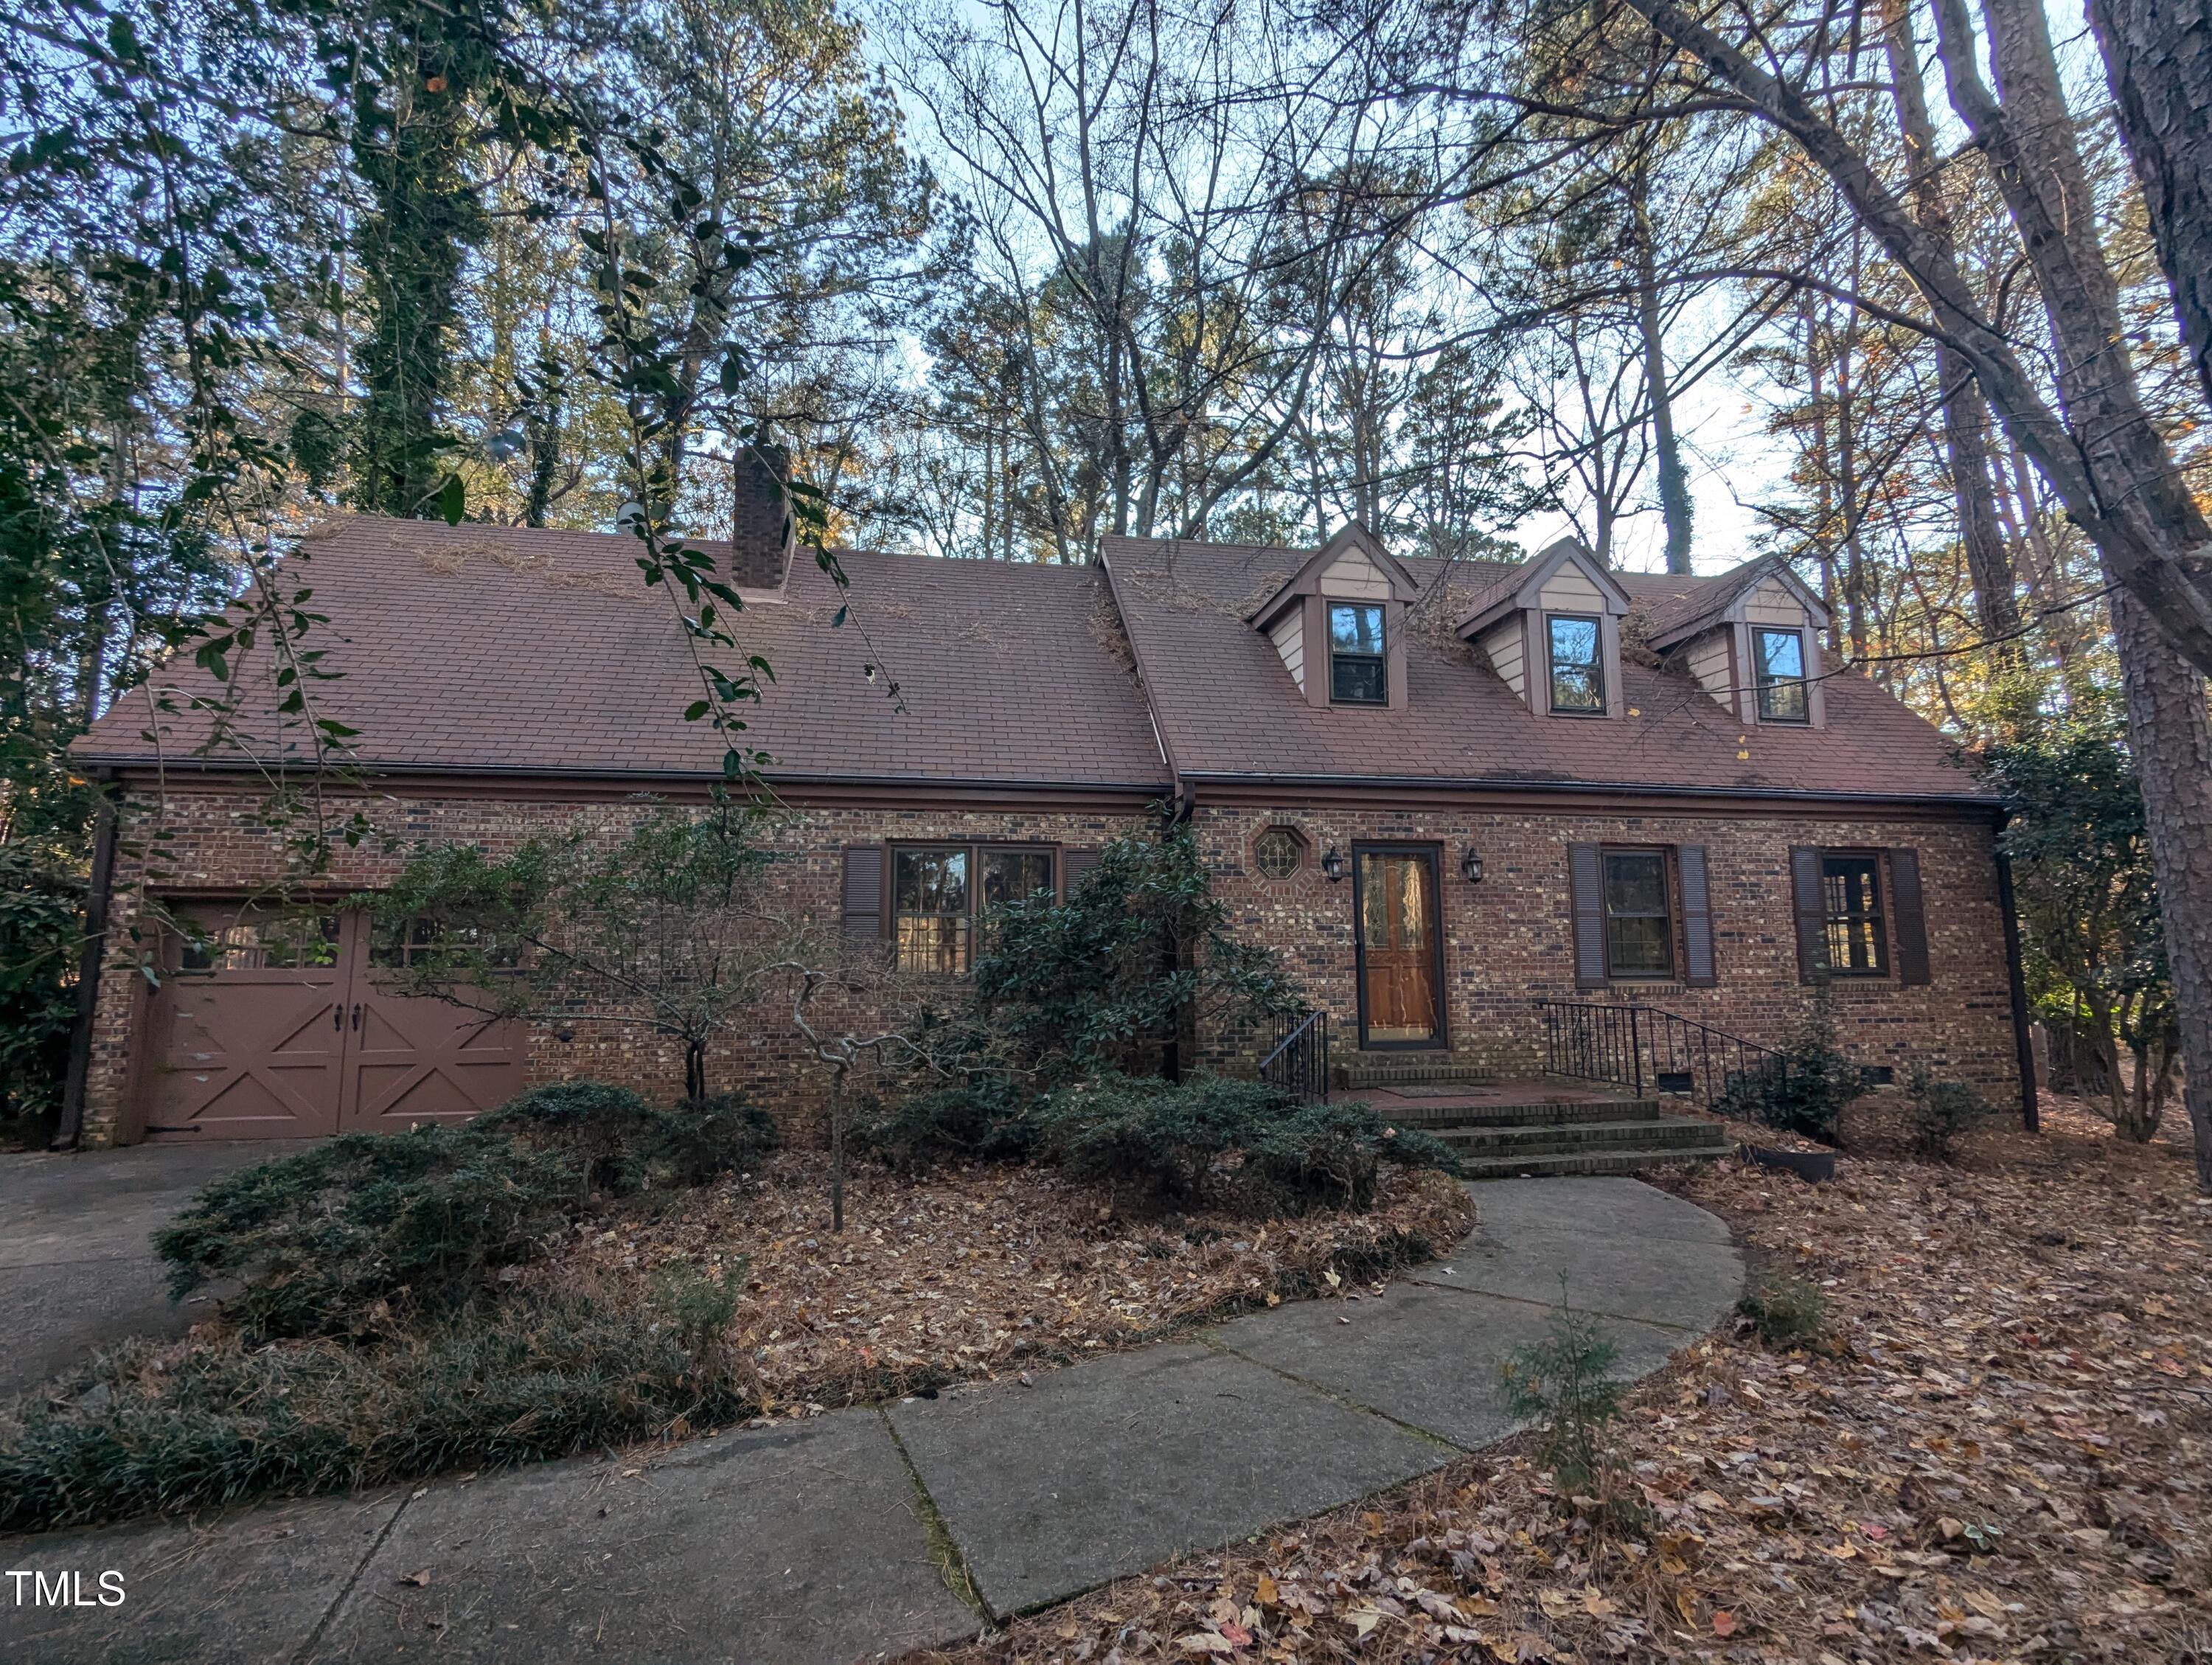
[0,1141,275,1399]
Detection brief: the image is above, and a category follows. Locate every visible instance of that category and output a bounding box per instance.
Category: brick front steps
[1352,1069,1734,1180]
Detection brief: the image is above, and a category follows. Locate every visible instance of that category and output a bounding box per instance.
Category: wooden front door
[143,906,526,1140]
[1354,847,1445,1049]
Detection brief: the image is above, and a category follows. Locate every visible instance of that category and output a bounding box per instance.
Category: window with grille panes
[891,845,1056,973]
[1820,853,1887,976]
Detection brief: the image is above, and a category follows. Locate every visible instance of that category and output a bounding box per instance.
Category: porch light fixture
[1460,848,1485,885]
[1321,846,1348,883]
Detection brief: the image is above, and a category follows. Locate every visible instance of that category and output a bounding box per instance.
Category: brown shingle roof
[75,517,1985,806]
[1635,554,1823,648]
[1101,534,1986,803]
[74,516,1169,790]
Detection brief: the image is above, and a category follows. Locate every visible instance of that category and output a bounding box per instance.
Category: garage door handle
[333,1006,342,1031]
[350,1003,361,1031]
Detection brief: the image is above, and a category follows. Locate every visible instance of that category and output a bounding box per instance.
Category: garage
[138,904,527,1140]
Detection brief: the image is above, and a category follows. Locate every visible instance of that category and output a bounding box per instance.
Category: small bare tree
[772,959,951,1233]
[367,793,807,1103]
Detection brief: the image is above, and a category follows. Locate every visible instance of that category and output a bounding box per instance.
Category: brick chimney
[730,441,796,590]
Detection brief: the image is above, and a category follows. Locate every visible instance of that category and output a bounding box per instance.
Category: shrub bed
[154,1083,779,1341]
[0,1279,748,1532]
[863,1071,1462,1212]
[2,1078,1472,1534]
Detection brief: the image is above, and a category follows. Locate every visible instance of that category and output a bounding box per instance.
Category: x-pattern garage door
[143,906,526,1139]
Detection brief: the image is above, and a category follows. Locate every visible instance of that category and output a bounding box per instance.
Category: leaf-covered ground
[570,1154,1478,1411]
[908,1101,2211,1664]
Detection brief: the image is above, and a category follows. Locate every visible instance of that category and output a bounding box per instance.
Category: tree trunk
[1631,162,1694,574]
[829,1073,846,1233]
[1802,298,1843,656]
[1881,0,2024,655]
[1834,259,1871,662]
[2088,0,2212,417]
[2110,588,2212,1182]
[1618,0,2212,1190]
[1964,0,2212,1186]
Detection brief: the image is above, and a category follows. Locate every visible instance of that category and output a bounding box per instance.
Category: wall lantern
[1460,848,1485,885]
[1321,846,1349,883]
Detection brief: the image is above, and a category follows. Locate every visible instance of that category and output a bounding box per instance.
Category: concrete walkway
[1,1178,1742,1665]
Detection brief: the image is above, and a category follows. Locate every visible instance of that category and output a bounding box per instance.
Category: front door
[1354,846,1445,1049]
[142,906,526,1140]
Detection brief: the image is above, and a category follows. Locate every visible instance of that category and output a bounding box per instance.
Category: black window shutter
[1790,846,1829,984]
[1061,847,1103,899]
[1677,844,1717,987]
[1889,847,1931,984]
[1568,842,1606,989]
[841,846,884,941]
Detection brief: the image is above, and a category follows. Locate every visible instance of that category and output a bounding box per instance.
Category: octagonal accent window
[1253,827,1304,881]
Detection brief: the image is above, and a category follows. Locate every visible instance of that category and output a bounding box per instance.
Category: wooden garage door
[143,906,526,1140]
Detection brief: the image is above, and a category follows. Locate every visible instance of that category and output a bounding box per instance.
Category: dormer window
[1754,628,1810,723]
[1329,603,1388,704]
[1457,537,1630,718]
[1245,524,1418,711]
[1546,614,1606,715]
[1646,558,1832,727]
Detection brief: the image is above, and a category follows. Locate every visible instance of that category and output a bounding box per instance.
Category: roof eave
[1177,768,1996,811]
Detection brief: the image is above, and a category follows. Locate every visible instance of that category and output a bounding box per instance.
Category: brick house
[63,469,2031,1147]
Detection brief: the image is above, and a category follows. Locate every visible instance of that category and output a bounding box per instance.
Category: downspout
[1992,816,2038,1133]
[54,779,120,1150]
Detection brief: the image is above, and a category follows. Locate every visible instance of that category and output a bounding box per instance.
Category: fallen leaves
[568,1153,1474,1411]
[901,1098,2211,1664]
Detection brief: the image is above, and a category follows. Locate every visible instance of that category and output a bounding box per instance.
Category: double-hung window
[1820,853,1886,976]
[1547,615,1605,714]
[1329,604,1387,703]
[1601,849,1673,979]
[1755,627,1810,722]
[892,845,1057,973]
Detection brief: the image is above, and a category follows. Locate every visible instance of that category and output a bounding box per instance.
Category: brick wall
[79,786,1144,1147]
[80,783,2022,1147]
[1188,804,2020,1097]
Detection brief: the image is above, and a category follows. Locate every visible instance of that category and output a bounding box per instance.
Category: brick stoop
[1333,1056,1501,1091]
[1358,1077,1733,1179]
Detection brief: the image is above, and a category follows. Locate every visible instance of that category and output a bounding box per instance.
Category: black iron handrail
[1537,998,1788,1109]
[1259,1007,1330,1102]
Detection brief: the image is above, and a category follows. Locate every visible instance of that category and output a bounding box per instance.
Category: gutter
[1993,822,2039,1133]
[54,779,119,1150]
[1175,769,2004,813]
[67,759,1172,796]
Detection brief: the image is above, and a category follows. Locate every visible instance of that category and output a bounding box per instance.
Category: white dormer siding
[1538,565,1609,613]
[1476,617,1526,702]
[1686,629,1735,713]
[1319,548,1395,599]
[1648,560,1831,727]
[1455,537,1631,717]
[1743,576,1806,629]
[1269,605,1307,695]
[1243,524,1421,711]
